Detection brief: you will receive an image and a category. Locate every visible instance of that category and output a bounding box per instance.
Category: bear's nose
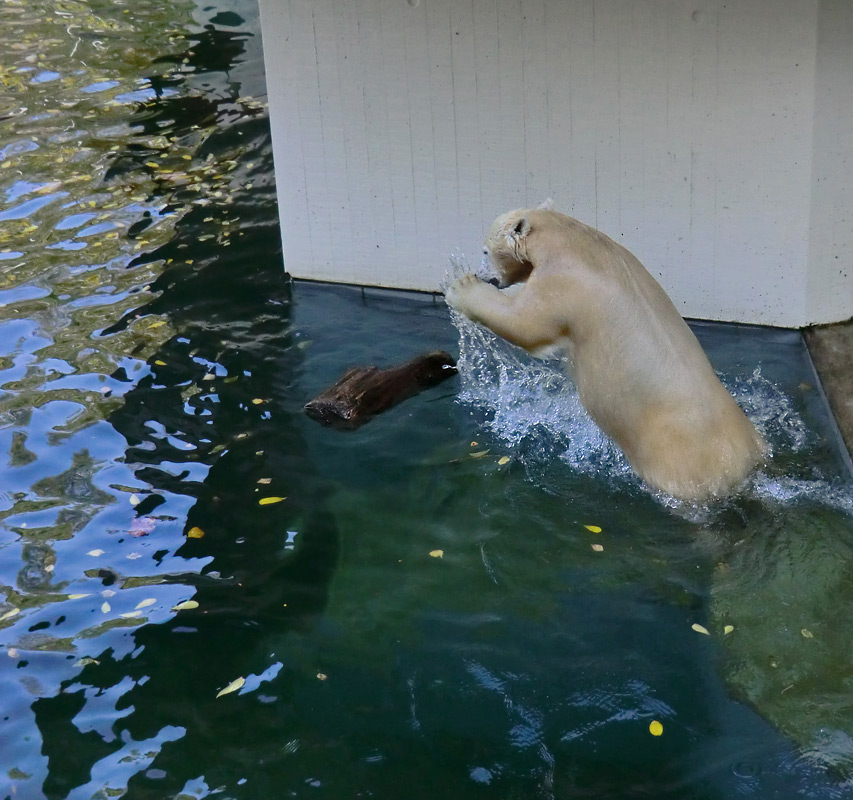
[482,248,488,255]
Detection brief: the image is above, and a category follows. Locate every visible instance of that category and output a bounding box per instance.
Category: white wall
[259,0,853,327]
[808,0,853,325]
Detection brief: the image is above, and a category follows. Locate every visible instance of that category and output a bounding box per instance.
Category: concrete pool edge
[804,318,853,464]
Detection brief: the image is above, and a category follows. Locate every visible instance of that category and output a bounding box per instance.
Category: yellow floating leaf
[7,648,19,658]
[691,623,710,636]
[259,496,285,505]
[251,398,265,405]
[120,611,142,619]
[186,526,205,539]
[68,594,90,600]
[257,478,272,485]
[0,608,20,622]
[101,602,111,613]
[649,720,664,736]
[316,673,328,681]
[149,320,166,329]
[590,543,604,552]
[216,676,245,698]
[129,494,141,506]
[75,657,100,667]
[584,525,602,534]
[87,549,105,557]
[498,456,511,465]
[723,625,734,635]
[135,598,156,610]
[154,360,166,366]
[801,628,814,639]
[172,600,199,611]
[429,549,444,558]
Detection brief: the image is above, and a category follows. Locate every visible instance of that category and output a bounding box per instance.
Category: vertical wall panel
[563,0,598,225]
[493,1,527,211]
[471,0,502,231]
[332,0,372,273]
[356,0,395,283]
[520,0,549,204]
[259,0,852,326]
[264,1,311,271]
[808,0,853,324]
[450,0,482,243]
[402,0,436,264]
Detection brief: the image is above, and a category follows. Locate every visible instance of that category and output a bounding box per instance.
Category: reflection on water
[0,1,312,797]
[1,2,853,799]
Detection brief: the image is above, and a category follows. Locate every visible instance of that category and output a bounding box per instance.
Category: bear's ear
[511,216,530,237]
[505,215,530,250]
[537,197,555,211]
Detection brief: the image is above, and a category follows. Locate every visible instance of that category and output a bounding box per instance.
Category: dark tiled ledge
[805,318,853,462]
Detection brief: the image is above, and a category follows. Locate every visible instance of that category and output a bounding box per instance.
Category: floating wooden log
[304,350,458,430]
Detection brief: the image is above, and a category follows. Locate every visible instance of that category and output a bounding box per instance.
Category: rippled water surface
[2,3,853,799]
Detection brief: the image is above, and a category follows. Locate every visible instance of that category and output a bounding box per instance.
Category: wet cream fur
[446,206,767,501]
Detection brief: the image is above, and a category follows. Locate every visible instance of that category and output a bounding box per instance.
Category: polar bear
[446,206,767,501]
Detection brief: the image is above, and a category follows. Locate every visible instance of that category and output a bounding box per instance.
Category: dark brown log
[304,350,458,429]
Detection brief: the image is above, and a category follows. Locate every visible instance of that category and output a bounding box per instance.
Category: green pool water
[2,2,853,799]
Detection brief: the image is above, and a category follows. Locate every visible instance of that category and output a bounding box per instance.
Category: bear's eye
[483,248,488,255]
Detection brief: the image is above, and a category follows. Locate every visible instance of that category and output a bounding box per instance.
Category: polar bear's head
[484,209,535,287]
[484,200,556,286]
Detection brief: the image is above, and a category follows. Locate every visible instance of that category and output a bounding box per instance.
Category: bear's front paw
[445,273,485,315]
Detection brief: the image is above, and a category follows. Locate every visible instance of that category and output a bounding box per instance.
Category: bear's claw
[445,273,484,311]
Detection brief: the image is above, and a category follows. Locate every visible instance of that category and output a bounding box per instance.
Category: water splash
[751,474,853,514]
[725,367,812,454]
[450,297,851,512]
[455,311,630,480]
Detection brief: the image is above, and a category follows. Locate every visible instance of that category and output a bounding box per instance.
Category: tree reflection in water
[1,2,339,796]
